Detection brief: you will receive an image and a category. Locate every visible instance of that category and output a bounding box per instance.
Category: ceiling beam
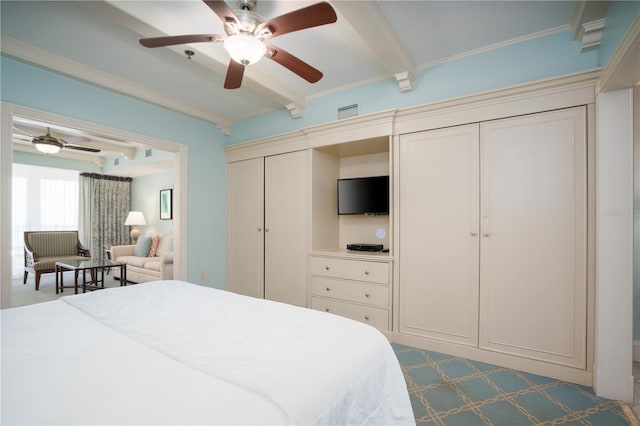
[13,142,106,167]
[100,0,307,120]
[1,34,233,134]
[331,0,416,92]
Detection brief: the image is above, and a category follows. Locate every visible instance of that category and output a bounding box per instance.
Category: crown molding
[417,24,571,71]
[303,109,396,147]
[395,69,600,135]
[1,35,232,132]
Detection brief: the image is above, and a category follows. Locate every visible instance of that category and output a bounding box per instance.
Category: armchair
[24,231,91,290]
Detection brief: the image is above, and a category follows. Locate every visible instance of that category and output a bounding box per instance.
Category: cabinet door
[227,158,264,299]
[399,124,480,346]
[479,107,587,368]
[264,151,308,307]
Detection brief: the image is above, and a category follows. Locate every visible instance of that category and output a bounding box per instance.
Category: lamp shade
[224,34,266,65]
[124,211,147,226]
[34,140,62,154]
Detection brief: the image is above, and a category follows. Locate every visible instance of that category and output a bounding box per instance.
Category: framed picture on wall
[160,189,173,220]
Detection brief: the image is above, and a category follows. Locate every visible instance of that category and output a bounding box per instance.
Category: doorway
[0,103,188,308]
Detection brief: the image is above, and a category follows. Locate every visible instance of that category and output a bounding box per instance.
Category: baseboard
[634,340,640,362]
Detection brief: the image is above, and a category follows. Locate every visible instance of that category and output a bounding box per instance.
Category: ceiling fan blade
[265,45,322,83]
[13,126,34,138]
[62,136,91,145]
[256,2,337,39]
[140,34,223,48]
[203,1,239,26]
[65,145,101,153]
[224,59,245,89]
[13,134,32,142]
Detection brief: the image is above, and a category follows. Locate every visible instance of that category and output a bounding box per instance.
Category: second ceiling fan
[139,0,337,89]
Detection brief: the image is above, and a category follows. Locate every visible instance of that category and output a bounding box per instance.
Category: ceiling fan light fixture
[224,33,266,65]
[33,139,63,154]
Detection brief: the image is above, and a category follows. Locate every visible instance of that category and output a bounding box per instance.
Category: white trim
[393,332,593,386]
[1,104,14,309]
[395,69,600,135]
[416,25,570,71]
[306,24,571,102]
[0,35,232,131]
[598,14,640,92]
[0,103,189,309]
[594,88,634,403]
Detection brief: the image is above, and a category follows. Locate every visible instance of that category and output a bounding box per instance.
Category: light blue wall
[131,171,174,237]
[2,55,228,289]
[2,3,638,294]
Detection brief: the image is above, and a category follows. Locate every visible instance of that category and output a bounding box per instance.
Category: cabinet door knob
[483,232,490,237]
[365,293,370,298]
[325,266,330,271]
[470,231,477,236]
[325,287,331,292]
[258,228,262,232]
[364,270,370,275]
[364,315,370,321]
[325,308,330,312]
[265,228,270,232]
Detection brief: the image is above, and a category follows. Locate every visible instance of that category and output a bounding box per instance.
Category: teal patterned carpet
[392,344,635,425]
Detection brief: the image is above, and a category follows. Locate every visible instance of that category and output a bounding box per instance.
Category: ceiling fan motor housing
[226,9,264,36]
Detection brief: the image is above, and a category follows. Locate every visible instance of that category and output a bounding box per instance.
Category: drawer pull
[365,293,370,298]
[364,315,370,321]
[364,270,370,275]
[325,287,331,292]
[325,308,330,312]
[325,266,330,271]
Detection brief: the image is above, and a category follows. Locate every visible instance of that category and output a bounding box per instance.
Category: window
[11,164,79,277]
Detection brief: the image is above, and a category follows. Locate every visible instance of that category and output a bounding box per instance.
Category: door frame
[0,102,188,308]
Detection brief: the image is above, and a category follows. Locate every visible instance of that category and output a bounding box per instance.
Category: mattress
[1,280,415,425]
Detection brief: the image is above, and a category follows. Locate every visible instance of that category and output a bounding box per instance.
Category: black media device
[337,175,389,215]
[347,243,384,252]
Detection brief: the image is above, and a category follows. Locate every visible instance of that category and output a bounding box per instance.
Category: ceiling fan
[139,0,337,89]
[14,127,99,155]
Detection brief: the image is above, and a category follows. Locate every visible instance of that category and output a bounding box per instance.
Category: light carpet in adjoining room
[12,272,122,307]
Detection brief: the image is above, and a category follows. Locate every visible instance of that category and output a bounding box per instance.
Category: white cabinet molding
[395,69,599,135]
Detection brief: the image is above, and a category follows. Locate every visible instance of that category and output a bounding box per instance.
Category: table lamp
[124,211,146,243]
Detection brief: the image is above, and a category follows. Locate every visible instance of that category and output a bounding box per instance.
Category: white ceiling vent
[338,104,358,120]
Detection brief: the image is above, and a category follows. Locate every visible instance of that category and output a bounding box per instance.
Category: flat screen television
[337,175,389,215]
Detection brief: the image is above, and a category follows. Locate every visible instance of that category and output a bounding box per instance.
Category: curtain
[11,164,79,277]
[79,173,132,259]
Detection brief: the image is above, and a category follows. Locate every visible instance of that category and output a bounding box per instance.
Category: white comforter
[2,280,414,425]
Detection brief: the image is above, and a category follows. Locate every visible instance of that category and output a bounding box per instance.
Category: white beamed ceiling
[0,0,597,135]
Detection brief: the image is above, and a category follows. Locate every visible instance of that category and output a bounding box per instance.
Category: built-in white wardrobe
[227,150,308,307]
[225,70,598,386]
[398,107,587,369]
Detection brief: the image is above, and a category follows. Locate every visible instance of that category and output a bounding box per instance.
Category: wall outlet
[199,271,205,281]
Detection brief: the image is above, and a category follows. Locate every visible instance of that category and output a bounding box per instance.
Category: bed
[1,280,415,425]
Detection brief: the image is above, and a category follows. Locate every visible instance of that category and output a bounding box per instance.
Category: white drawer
[310,256,389,284]
[311,297,389,330]
[311,276,389,308]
